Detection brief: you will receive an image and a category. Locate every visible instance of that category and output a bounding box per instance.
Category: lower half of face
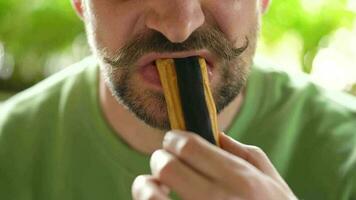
[107,58,250,130]
[88,23,258,130]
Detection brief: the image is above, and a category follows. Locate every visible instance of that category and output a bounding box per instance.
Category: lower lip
[139,62,214,90]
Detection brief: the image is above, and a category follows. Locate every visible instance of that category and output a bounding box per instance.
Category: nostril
[145,0,205,43]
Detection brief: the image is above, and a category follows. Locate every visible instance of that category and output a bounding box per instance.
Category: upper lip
[136,50,216,68]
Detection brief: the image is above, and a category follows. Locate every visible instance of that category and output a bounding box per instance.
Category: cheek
[207,0,259,45]
[86,0,145,52]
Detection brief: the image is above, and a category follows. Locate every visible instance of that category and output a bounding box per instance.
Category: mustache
[102,26,249,68]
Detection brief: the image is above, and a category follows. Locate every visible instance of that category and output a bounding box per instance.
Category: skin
[72,0,297,199]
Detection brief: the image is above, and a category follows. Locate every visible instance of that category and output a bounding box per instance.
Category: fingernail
[163,131,187,153]
[150,150,171,176]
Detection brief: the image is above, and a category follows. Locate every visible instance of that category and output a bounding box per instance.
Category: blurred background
[0,0,356,102]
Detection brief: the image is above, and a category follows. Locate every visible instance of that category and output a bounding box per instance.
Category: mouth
[137,51,216,90]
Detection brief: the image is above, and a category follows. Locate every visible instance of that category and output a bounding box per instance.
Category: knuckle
[247,146,266,157]
[240,172,265,196]
[244,175,259,191]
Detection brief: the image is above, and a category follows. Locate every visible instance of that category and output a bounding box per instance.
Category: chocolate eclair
[156,57,220,146]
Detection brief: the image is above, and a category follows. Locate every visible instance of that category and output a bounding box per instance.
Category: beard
[90,25,257,130]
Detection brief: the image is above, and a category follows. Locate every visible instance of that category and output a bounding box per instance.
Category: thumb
[219,133,282,181]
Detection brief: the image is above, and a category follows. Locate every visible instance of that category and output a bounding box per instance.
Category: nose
[145,0,205,43]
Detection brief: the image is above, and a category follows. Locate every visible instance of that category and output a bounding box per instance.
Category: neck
[99,75,244,155]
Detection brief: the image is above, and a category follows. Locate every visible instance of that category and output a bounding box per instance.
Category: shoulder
[251,62,356,198]
[252,61,356,116]
[252,62,356,142]
[0,56,98,132]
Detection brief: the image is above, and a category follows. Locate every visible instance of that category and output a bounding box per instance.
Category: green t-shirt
[0,56,355,200]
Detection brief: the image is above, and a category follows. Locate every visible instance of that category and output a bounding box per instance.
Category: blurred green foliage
[0,0,85,92]
[0,0,355,96]
[0,91,12,101]
[262,0,355,73]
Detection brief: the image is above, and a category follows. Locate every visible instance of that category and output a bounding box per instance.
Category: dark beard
[100,25,251,130]
[112,71,171,130]
[214,60,248,114]
[107,60,248,130]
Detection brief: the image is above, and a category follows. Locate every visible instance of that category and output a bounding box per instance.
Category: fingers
[219,133,286,184]
[162,130,256,182]
[133,131,295,200]
[150,149,227,200]
[132,175,170,200]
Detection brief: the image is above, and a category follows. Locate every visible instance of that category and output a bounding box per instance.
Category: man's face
[79,0,263,130]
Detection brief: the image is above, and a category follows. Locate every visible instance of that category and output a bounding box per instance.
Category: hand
[132,130,297,200]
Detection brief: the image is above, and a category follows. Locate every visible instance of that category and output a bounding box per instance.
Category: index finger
[162,130,259,181]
